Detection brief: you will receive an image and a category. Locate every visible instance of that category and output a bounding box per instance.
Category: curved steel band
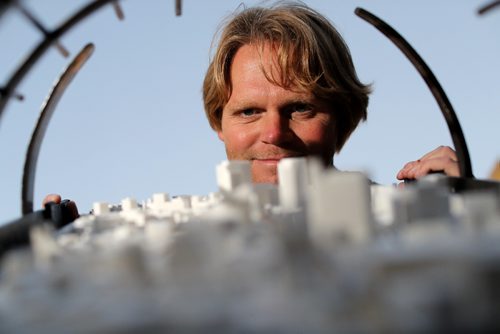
[22,44,94,214]
[478,0,500,15]
[0,0,116,125]
[355,7,473,178]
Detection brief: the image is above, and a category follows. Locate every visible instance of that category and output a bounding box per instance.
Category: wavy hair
[203,2,371,152]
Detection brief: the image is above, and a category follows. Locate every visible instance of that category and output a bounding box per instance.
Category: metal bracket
[22,43,95,215]
[355,8,474,178]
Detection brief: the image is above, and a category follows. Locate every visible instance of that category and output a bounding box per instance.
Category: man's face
[217,43,337,183]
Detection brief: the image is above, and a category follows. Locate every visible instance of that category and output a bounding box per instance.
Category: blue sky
[1,0,499,223]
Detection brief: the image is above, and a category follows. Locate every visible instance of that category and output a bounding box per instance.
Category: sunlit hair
[203,2,371,152]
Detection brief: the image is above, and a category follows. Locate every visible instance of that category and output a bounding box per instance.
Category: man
[44,2,459,211]
[202,3,459,184]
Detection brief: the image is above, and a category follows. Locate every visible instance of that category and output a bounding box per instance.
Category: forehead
[226,44,314,106]
[230,43,278,83]
[230,43,313,93]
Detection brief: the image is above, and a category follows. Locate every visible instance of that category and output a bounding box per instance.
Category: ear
[217,131,225,142]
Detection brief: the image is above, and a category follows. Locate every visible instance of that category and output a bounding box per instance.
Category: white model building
[0,157,499,333]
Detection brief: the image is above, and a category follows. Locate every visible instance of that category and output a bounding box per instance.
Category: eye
[290,103,314,118]
[292,103,313,113]
[240,109,260,118]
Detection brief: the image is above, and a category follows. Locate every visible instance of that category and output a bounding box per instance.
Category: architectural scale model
[0,157,499,333]
[1,1,499,332]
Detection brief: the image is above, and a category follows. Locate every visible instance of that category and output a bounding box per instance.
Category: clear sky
[0,0,499,223]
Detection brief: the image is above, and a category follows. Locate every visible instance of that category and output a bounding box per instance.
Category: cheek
[298,120,335,144]
[222,126,257,153]
[295,118,337,158]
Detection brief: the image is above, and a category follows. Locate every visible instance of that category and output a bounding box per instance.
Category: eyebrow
[224,101,257,114]
[226,97,315,111]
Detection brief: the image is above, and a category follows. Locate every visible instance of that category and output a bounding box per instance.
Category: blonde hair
[203,2,371,152]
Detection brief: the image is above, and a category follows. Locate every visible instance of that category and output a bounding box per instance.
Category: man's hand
[42,194,62,206]
[396,146,460,181]
[42,194,80,220]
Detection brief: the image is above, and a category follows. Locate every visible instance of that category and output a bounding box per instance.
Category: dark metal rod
[0,88,24,101]
[355,7,473,178]
[478,0,500,15]
[176,0,182,16]
[22,44,94,215]
[0,0,17,21]
[14,2,49,35]
[112,1,124,20]
[14,2,70,57]
[0,0,117,126]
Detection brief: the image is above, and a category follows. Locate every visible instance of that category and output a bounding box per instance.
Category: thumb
[42,194,62,207]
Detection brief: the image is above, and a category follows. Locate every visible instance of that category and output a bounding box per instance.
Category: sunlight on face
[217,43,337,183]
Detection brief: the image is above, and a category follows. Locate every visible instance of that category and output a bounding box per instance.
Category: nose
[260,112,293,145]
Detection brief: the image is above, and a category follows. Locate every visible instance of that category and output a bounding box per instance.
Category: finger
[396,160,420,180]
[42,194,62,207]
[396,169,407,180]
[399,160,432,179]
[400,157,459,180]
[397,146,459,180]
[413,157,460,178]
[401,160,418,170]
[397,158,450,180]
[397,166,417,180]
[419,145,457,162]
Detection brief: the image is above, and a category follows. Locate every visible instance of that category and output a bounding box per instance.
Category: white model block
[393,184,450,224]
[208,192,222,202]
[171,196,191,210]
[93,202,110,215]
[278,157,308,211]
[191,195,210,214]
[120,209,146,227]
[457,191,500,230]
[305,156,325,185]
[121,197,138,211]
[233,184,266,222]
[308,170,372,247]
[119,197,145,226]
[253,183,279,208]
[148,192,171,212]
[216,160,252,192]
[204,200,252,225]
[414,185,450,221]
[152,192,170,204]
[371,185,397,226]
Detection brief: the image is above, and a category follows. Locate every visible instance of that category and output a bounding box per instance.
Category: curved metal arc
[354,7,473,178]
[22,43,94,215]
[0,0,117,125]
[478,0,500,15]
[0,0,16,21]
[176,0,182,16]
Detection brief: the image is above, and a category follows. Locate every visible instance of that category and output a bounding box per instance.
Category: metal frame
[0,0,117,124]
[22,44,95,215]
[0,0,183,217]
[478,0,500,15]
[355,8,474,178]
[0,0,183,124]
